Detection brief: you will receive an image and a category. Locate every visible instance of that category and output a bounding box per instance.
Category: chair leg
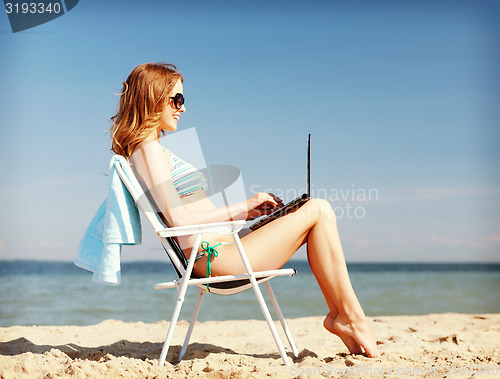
[264,281,299,356]
[178,287,205,362]
[158,288,185,366]
[232,235,292,367]
[158,233,203,367]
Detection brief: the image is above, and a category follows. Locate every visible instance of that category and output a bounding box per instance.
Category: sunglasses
[170,93,185,110]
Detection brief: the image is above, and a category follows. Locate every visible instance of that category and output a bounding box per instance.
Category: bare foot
[332,313,378,358]
[324,313,363,355]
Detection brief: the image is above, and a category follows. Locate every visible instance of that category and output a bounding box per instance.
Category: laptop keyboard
[249,193,309,230]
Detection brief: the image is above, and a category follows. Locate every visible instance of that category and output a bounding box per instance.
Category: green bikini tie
[197,241,222,292]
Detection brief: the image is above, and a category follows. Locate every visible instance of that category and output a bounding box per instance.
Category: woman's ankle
[336,306,366,325]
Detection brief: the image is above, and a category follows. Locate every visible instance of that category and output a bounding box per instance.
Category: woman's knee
[302,198,336,223]
[312,198,336,216]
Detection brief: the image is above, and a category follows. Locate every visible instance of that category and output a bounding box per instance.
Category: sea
[0,261,499,327]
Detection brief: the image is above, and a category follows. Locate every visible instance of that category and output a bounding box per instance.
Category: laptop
[249,134,311,231]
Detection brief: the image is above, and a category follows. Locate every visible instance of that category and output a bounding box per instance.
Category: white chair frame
[114,158,298,367]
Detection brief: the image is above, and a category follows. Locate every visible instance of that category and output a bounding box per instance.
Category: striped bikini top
[163,149,208,198]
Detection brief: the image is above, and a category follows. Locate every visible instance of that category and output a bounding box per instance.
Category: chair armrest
[157,220,246,237]
[154,268,298,289]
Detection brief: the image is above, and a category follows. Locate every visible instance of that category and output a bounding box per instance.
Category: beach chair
[113,157,299,367]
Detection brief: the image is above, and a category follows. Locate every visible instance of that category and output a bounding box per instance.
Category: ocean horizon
[1,260,499,327]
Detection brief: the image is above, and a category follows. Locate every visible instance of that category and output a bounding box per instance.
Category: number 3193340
[5,2,62,14]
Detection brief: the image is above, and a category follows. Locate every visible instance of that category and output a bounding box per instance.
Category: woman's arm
[130,142,281,227]
[176,190,282,226]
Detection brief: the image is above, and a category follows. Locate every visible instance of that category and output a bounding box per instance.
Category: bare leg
[305,200,376,357]
[202,199,378,357]
[314,268,363,355]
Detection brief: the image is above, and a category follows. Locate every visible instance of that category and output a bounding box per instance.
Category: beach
[1,313,499,378]
[1,262,499,377]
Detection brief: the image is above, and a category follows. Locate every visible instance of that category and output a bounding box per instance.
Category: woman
[111,62,378,358]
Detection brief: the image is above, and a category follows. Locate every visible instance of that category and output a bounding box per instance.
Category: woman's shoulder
[130,140,173,171]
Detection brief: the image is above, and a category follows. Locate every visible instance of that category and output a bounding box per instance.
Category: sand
[1,314,499,378]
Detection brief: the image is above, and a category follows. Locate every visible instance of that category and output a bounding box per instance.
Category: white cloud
[23,240,66,250]
[379,187,500,203]
[341,233,500,263]
[430,233,500,250]
[0,176,91,200]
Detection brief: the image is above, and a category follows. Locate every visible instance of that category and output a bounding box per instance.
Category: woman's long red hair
[110,63,183,158]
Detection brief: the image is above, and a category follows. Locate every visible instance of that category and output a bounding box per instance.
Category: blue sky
[1,0,499,262]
